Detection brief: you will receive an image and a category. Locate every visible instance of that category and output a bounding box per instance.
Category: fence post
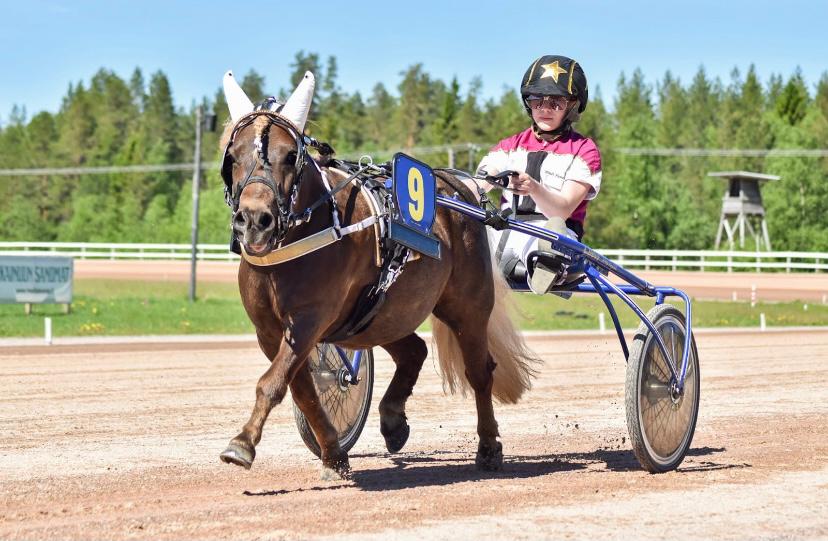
[189,105,204,302]
[467,144,477,172]
[700,255,705,272]
[672,255,677,272]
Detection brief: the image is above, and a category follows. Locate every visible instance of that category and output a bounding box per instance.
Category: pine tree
[364,83,396,150]
[240,70,266,105]
[775,68,810,126]
[393,64,438,149]
[605,69,670,248]
[143,70,184,208]
[129,68,146,112]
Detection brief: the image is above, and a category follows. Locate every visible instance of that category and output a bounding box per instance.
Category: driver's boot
[529,216,569,295]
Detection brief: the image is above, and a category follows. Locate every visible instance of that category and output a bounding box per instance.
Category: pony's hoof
[220,441,255,470]
[383,422,410,453]
[320,456,352,481]
[475,441,503,471]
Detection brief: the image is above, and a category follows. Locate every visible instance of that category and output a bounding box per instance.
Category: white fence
[0,242,827,273]
[599,249,828,272]
[0,242,235,261]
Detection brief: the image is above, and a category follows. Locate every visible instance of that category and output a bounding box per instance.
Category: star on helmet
[540,61,568,83]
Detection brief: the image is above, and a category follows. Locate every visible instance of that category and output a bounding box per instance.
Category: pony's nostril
[233,212,247,227]
[258,212,273,230]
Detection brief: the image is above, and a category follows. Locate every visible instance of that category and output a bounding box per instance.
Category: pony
[217,70,540,478]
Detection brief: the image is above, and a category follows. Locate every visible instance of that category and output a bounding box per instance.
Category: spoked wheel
[625,303,700,473]
[293,344,374,458]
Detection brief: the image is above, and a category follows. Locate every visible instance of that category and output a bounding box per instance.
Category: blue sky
[1,0,826,121]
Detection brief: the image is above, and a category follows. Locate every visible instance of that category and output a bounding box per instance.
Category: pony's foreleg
[378,334,428,453]
[456,330,503,471]
[289,363,351,478]
[220,328,315,471]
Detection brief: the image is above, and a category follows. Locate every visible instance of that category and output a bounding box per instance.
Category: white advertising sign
[0,256,73,304]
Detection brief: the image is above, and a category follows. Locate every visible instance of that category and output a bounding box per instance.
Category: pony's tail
[431,270,542,404]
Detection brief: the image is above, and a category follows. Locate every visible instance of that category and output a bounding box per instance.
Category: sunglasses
[525,95,572,111]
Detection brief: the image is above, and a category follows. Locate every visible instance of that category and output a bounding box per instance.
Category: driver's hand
[509,172,539,196]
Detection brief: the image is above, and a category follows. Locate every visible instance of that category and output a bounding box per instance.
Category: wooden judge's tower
[709,171,779,251]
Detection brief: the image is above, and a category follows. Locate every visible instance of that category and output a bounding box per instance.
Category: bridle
[220,111,310,246]
[220,109,381,266]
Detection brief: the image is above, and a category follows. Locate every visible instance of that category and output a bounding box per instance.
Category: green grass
[511,293,828,330]
[1,279,827,338]
[0,280,253,338]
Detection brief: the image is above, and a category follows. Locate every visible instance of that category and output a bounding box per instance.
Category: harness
[220,110,413,341]
[321,161,413,342]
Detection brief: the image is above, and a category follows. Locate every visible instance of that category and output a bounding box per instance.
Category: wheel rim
[638,315,698,465]
[308,344,371,444]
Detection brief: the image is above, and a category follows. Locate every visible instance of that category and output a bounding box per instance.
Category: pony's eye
[285,151,297,166]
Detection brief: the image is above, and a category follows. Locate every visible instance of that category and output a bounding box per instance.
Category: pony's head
[219,71,315,256]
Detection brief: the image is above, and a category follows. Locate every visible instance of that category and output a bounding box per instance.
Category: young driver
[475,55,602,294]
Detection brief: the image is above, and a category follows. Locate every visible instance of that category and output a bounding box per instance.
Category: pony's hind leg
[378,333,428,453]
[457,328,503,471]
[433,311,503,471]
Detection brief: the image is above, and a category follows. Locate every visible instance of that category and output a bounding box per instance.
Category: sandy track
[1,331,827,540]
[74,260,828,301]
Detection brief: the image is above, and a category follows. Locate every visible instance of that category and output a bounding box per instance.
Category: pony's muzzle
[233,208,276,252]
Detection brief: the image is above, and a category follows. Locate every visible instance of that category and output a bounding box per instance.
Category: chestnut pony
[218,109,539,479]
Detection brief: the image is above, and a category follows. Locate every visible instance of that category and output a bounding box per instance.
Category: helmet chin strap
[530,104,579,141]
[532,122,570,141]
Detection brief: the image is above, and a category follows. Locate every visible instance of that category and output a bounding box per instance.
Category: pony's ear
[223,70,254,122]
[280,71,315,132]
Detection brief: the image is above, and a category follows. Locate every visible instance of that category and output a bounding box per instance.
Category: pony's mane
[219,118,235,150]
[219,115,298,152]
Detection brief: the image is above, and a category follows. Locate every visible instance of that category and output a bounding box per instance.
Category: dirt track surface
[74,260,828,301]
[2,331,827,540]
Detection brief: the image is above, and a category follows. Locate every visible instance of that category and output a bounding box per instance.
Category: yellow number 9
[408,168,424,221]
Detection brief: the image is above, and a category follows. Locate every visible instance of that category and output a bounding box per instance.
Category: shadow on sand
[242,445,744,496]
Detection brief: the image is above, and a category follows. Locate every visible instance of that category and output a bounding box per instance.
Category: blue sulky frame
[337,155,692,394]
[437,196,694,394]
[338,346,364,382]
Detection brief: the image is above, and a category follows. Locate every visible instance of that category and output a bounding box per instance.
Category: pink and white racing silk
[478,127,602,229]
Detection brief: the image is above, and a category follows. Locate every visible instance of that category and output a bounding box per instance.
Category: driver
[475,55,602,294]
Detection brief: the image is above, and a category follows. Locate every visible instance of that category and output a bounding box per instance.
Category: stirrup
[528,252,569,294]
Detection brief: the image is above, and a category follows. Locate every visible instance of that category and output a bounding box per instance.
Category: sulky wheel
[293,344,374,458]
[625,303,700,473]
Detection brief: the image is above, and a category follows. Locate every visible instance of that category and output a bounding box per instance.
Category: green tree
[393,64,440,148]
[129,68,146,112]
[363,83,396,150]
[142,70,184,207]
[603,69,673,248]
[775,69,810,126]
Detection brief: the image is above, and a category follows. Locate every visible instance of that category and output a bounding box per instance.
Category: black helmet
[521,55,588,114]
